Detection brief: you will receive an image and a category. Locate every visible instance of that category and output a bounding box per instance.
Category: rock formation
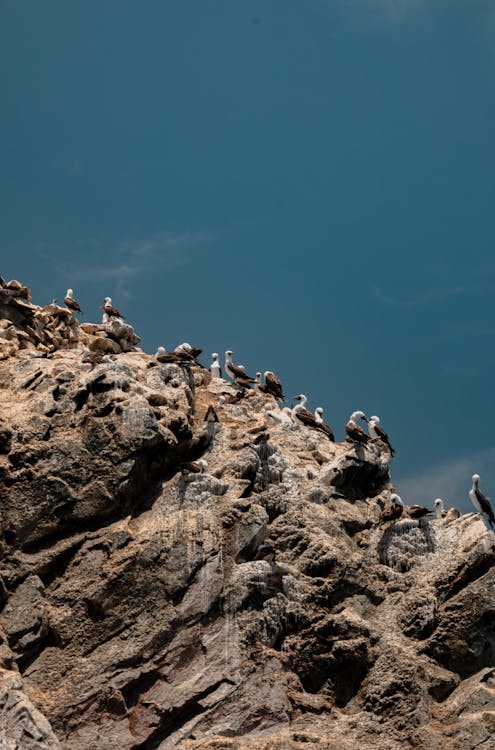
[0,278,494,749]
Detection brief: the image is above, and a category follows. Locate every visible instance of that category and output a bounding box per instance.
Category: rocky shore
[0,277,494,750]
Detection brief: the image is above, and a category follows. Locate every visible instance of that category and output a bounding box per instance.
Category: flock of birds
[60,289,495,531]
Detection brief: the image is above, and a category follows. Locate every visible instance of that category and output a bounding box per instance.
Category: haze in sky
[1,0,495,512]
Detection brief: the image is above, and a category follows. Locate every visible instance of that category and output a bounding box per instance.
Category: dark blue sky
[1,1,495,510]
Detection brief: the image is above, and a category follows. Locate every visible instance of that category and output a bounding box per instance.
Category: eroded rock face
[0,279,494,750]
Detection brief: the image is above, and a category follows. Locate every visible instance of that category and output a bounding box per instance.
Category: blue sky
[1,0,495,511]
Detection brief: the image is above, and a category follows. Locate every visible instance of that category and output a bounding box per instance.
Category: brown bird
[181,459,208,475]
[102,297,123,320]
[154,346,192,365]
[469,474,495,529]
[174,342,202,359]
[64,288,83,315]
[291,396,335,441]
[346,411,370,444]
[380,494,404,524]
[204,405,219,423]
[263,371,285,401]
[407,504,433,520]
[224,351,256,387]
[368,415,395,456]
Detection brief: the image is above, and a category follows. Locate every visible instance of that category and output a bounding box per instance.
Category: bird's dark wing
[408,505,432,519]
[265,372,284,400]
[103,304,122,317]
[475,488,495,528]
[316,420,335,442]
[229,364,256,382]
[64,297,83,314]
[346,422,369,443]
[374,424,395,456]
[204,405,219,423]
[294,408,318,428]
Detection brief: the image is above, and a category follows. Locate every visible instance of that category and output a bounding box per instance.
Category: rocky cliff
[0,277,494,750]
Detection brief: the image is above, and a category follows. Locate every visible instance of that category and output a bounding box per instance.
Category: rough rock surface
[0,278,494,749]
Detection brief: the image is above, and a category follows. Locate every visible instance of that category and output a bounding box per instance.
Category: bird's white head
[157,346,166,355]
[197,459,208,470]
[66,288,73,298]
[370,415,380,423]
[315,407,324,416]
[390,493,403,507]
[256,372,261,380]
[434,498,444,508]
[225,350,234,358]
[180,342,192,352]
[212,352,218,360]
[294,394,307,402]
[350,410,367,423]
[472,474,480,484]
[104,297,112,305]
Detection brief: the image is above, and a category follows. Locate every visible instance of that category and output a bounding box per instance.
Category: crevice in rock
[332,460,390,501]
[129,679,236,750]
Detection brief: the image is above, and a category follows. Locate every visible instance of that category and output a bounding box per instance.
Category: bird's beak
[362,416,369,422]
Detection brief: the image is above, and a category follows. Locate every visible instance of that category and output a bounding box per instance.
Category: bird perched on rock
[291,396,334,440]
[210,353,222,379]
[181,459,208,475]
[368,415,395,456]
[174,342,202,358]
[406,503,433,520]
[64,289,83,315]
[204,405,219,423]
[469,474,495,529]
[434,498,445,519]
[262,371,285,401]
[102,297,123,322]
[265,407,293,426]
[224,350,256,387]
[81,347,113,367]
[346,411,369,444]
[314,407,335,441]
[380,493,404,523]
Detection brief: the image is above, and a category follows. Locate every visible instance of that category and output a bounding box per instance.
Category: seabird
[174,342,202,358]
[154,346,189,365]
[292,395,335,440]
[181,459,208,475]
[204,405,219,423]
[263,371,285,401]
[346,411,370,444]
[434,498,447,519]
[407,503,433,520]
[64,289,83,315]
[102,297,123,322]
[368,415,395,456]
[81,347,110,367]
[380,493,404,523]
[265,407,293,426]
[224,350,256,387]
[210,353,222,379]
[469,474,495,529]
[254,372,262,391]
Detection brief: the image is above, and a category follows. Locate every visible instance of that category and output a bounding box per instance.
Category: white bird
[434,498,446,519]
[102,297,122,323]
[210,353,222,379]
[64,288,83,315]
[224,350,256,386]
[346,411,369,444]
[380,493,404,523]
[265,407,293,426]
[314,407,324,424]
[254,372,262,391]
[469,474,495,528]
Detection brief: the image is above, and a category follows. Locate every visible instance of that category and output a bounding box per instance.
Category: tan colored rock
[0,279,493,750]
